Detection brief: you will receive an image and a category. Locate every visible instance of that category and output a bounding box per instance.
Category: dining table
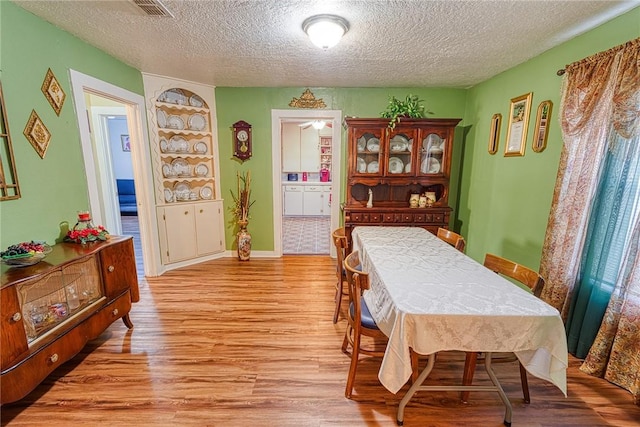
[351,226,568,426]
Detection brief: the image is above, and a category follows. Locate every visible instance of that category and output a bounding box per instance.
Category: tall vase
[237,220,251,261]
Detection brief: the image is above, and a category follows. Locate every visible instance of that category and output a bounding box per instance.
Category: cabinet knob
[108,265,115,272]
[49,353,59,363]
[112,308,119,317]
[184,211,189,215]
[12,312,22,322]
[199,209,204,213]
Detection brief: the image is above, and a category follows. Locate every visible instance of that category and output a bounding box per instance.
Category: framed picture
[23,110,51,159]
[532,100,553,153]
[121,134,131,152]
[488,113,502,155]
[504,92,533,157]
[41,68,66,116]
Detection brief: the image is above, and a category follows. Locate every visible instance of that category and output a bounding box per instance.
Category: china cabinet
[343,117,461,245]
[1,237,139,404]
[143,73,224,265]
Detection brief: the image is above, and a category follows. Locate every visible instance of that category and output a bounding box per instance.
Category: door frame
[271,109,342,257]
[69,69,161,276]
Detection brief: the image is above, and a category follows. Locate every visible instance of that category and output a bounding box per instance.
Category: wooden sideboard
[1,236,139,405]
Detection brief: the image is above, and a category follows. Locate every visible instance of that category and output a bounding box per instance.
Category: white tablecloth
[352,226,568,395]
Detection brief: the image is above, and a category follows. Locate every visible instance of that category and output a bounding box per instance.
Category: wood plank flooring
[2,256,639,426]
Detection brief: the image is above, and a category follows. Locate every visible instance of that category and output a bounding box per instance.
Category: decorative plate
[188,113,207,131]
[429,146,444,155]
[367,160,379,173]
[357,157,366,173]
[164,188,174,203]
[357,137,366,153]
[194,162,209,177]
[390,140,407,152]
[173,181,191,200]
[171,158,190,176]
[170,136,189,153]
[162,163,175,178]
[194,141,207,154]
[366,138,380,153]
[388,157,404,174]
[159,137,169,153]
[1,243,52,267]
[200,186,213,200]
[162,88,187,105]
[156,108,167,128]
[423,133,443,150]
[189,94,204,108]
[421,157,441,174]
[405,162,412,173]
[167,115,184,130]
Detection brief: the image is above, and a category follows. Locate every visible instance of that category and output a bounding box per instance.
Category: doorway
[69,69,161,276]
[271,109,342,258]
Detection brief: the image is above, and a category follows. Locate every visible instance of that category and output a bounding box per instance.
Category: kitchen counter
[282,181,331,186]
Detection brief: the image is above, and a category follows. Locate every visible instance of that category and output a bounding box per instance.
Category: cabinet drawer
[433,213,444,223]
[383,213,398,222]
[284,185,303,192]
[304,186,322,192]
[400,213,414,223]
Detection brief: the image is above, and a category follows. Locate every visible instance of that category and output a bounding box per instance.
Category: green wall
[0,2,143,247]
[459,7,640,268]
[214,88,467,250]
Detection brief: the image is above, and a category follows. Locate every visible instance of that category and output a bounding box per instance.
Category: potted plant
[380,94,430,129]
[230,171,255,260]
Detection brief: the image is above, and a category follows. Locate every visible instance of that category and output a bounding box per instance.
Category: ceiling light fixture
[302,14,349,50]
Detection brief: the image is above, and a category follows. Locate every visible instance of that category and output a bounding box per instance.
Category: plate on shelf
[388,157,404,174]
[357,157,366,173]
[170,136,189,153]
[162,163,175,178]
[367,160,379,173]
[423,134,443,150]
[405,162,411,173]
[421,157,441,174]
[164,188,174,203]
[160,137,170,153]
[171,158,190,176]
[200,186,213,200]
[162,88,187,105]
[366,138,380,153]
[156,108,167,128]
[174,181,191,201]
[390,140,407,152]
[194,162,209,177]
[189,94,204,108]
[188,113,207,131]
[194,141,208,154]
[357,137,366,153]
[167,115,184,130]
[429,146,444,155]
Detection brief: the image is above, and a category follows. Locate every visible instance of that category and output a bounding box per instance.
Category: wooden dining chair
[460,253,545,403]
[436,227,466,252]
[341,250,388,398]
[332,227,349,323]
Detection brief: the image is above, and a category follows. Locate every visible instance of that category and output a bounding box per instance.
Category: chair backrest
[343,251,370,323]
[332,227,348,279]
[483,253,545,297]
[437,227,466,252]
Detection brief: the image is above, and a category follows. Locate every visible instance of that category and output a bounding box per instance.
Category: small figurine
[366,189,373,208]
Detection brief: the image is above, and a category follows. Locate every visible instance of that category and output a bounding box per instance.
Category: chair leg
[345,333,361,398]
[341,325,351,355]
[333,279,343,323]
[460,352,478,402]
[519,362,530,403]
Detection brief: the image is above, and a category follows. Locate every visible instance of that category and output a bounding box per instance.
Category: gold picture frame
[504,92,532,157]
[532,100,553,153]
[23,110,51,159]
[488,113,502,154]
[41,68,66,116]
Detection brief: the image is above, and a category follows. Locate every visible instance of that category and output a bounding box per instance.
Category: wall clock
[232,120,252,161]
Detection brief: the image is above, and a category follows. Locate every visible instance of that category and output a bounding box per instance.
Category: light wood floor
[2,256,639,426]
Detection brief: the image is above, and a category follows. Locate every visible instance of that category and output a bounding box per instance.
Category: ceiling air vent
[132,0,173,17]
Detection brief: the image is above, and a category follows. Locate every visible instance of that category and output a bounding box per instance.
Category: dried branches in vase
[230,171,255,261]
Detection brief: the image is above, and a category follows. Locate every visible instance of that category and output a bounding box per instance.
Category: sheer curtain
[539,38,640,404]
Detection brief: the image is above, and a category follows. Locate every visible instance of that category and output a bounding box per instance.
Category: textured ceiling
[13,0,640,88]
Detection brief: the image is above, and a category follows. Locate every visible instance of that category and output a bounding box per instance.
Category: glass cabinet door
[419,132,445,175]
[354,129,382,175]
[386,129,416,176]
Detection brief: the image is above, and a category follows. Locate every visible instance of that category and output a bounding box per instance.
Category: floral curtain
[539,38,640,404]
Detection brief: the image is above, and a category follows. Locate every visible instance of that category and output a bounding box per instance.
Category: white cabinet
[281,123,321,172]
[157,200,224,264]
[282,123,301,172]
[143,73,224,266]
[324,186,332,213]
[303,186,324,216]
[283,185,304,216]
[300,127,321,172]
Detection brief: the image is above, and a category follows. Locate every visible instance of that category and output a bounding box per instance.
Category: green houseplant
[380,94,430,129]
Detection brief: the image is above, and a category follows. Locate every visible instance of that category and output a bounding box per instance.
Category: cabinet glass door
[354,129,382,175]
[387,129,416,176]
[419,132,445,175]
